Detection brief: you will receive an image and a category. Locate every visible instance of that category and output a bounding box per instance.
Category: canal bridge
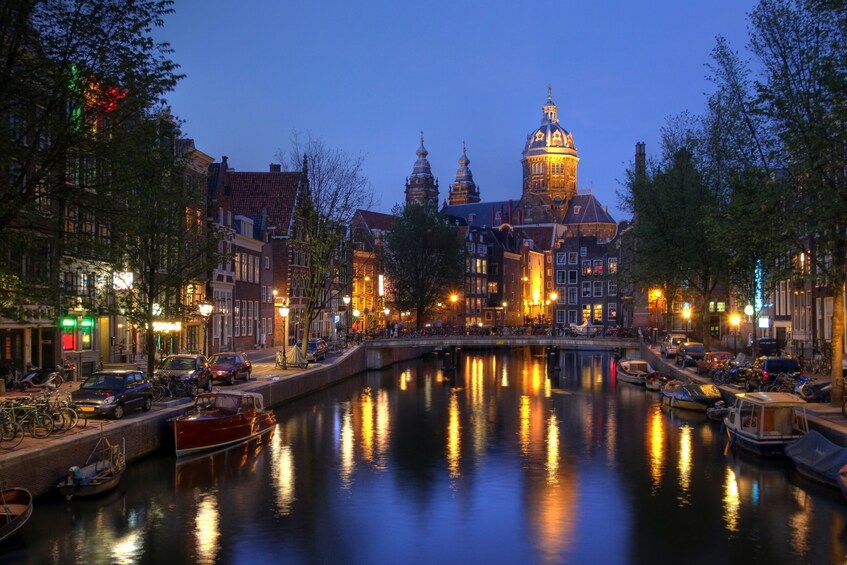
[362,335,642,369]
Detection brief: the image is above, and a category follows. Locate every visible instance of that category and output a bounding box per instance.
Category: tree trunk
[831,287,844,407]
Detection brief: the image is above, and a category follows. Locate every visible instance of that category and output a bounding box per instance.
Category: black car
[154,354,212,393]
[72,370,153,420]
[675,342,706,367]
[295,339,328,362]
[745,356,802,391]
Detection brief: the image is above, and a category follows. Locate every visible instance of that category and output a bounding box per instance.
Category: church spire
[542,84,558,125]
[447,141,480,205]
[405,131,439,207]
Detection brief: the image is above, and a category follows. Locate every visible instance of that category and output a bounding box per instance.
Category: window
[487,281,498,294]
[608,257,618,274]
[580,246,587,257]
[582,304,591,322]
[593,260,603,276]
[608,303,617,321]
[593,281,603,297]
[568,287,577,305]
[568,310,578,324]
[582,260,592,276]
[581,282,591,297]
[556,270,567,284]
[568,252,578,265]
[568,270,577,284]
[593,303,603,322]
[556,253,567,265]
[264,256,270,269]
[556,310,566,324]
[608,281,617,296]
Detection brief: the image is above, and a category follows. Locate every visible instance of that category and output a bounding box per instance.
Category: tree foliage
[0,0,181,320]
[382,204,465,329]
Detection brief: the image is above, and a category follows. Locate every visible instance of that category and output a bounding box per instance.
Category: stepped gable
[227,165,303,235]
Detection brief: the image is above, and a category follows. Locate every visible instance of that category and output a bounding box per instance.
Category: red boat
[169,391,277,458]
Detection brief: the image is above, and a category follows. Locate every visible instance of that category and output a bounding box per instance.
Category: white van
[660,334,687,358]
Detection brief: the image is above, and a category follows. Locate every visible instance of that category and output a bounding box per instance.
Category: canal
[3,348,847,564]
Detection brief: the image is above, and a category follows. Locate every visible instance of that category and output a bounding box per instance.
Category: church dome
[522,87,576,156]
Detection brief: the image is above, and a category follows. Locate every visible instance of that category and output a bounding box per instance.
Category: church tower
[520,86,579,207]
[447,142,481,205]
[405,132,439,207]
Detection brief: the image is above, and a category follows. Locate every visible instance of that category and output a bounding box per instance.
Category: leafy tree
[279,133,373,353]
[0,0,181,320]
[382,204,465,329]
[107,117,221,376]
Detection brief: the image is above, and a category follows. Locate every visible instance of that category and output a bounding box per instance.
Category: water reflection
[9,349,847,565]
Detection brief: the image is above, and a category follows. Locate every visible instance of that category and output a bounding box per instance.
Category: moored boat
[645,371,671,392]
[784,429,847,488]
[57,435,126,500]
[616,360,651,385]
[0,488,32,544]
[660,380,722,412]
[169,390,277,458]
[723,392,808,457]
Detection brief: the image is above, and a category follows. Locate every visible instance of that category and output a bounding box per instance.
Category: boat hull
[724,392,809,458]
[57,466,123,500]
[170,392,277,458]
[0,488,32,543]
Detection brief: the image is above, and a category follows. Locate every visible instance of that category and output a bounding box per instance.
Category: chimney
[269,163,281,173]
[635,142,646,180]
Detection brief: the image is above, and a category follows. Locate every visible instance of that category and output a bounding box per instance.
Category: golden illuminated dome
[523,86,576,157]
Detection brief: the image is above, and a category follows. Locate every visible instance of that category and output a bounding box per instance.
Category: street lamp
[682,307,691,341]
[342,295,351,336]
[549,291,558,325]
[278,304,290,370]
[450,293,458,328]
[198,302,213,357]
[730,313,741,354]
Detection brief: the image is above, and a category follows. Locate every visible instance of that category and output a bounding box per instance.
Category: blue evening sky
[158,1,755,222]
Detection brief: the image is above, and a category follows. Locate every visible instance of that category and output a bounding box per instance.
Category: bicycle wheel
[0,421,24,449]
[27,412,55,438]
[59,406,78,430]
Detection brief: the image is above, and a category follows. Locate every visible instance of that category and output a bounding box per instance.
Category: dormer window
[573,206,581,215]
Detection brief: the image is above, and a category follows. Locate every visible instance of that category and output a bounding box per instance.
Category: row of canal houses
[2,90,840,378]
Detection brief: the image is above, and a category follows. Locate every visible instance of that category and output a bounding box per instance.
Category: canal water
[3,348,847,565]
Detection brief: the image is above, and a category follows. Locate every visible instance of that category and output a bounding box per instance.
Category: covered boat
[616,360,651,385]
[784,429,847,488]
[723,392,808,457]
[660,380,722,412]
[0,488,32,544]
[169,390,277,458]
[57,435,126,500]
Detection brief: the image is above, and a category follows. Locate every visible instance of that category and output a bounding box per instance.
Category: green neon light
[61,317,77,328]
[81,318,94,327]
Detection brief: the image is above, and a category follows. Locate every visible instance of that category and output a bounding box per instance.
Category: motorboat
[645,371,671,392]
[0,488,32,543]
[660,380,722,412]
[57,435,126,500]
[784,429,847,488]
[169,390,277,458]
[723,392,808,457]
[616,360,651,385]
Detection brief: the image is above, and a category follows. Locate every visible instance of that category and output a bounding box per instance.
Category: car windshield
[160,357,195,370]
[686,345,705,354]
[767,360,800,372]
[81,374,125,390]
[210,355,235,364]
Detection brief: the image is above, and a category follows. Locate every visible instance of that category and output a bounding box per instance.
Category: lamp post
[278,304,289,369]
[198,303,213,357]
[682,307,691,341]
[549,291,558,326]
[450,293,458,328]
[384,307,390,336]
[730,313,740,355]
[744,304,754,354]
[342,295,351,337]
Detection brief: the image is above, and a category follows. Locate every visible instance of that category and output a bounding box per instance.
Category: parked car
[295,339,328,362]
[208,352,252,385]
[154,354,212,393]
[745,356,802,392]
[675,342,706,367]
[660,333,687,358]
[696,351,734,375]
[72,370,153,420]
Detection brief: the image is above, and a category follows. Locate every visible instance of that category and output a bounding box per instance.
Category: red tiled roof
[228,171,302,234]
[357,209,396,232]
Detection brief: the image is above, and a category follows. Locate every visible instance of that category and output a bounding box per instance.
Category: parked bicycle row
[1,388,89,450]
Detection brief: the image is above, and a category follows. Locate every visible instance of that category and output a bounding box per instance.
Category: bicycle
[275,350,287,370]
[0,408,24,450]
